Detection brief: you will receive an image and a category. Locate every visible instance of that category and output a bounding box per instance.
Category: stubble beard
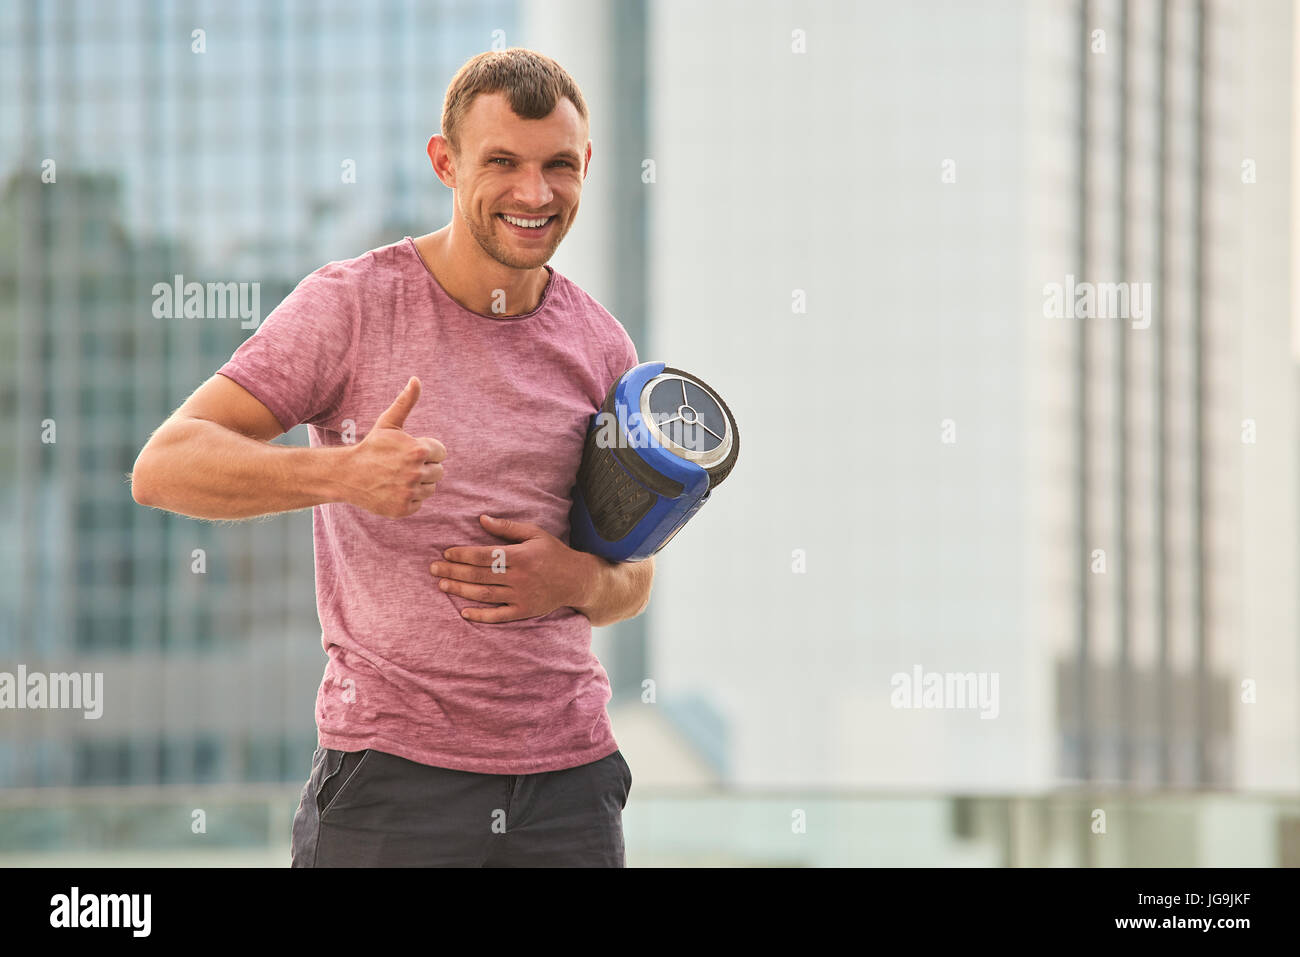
[460,193,569,270]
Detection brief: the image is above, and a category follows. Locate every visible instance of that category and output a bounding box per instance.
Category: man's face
[444,91,590,270]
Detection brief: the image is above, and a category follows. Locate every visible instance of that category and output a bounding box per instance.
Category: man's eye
[489,158,573,168]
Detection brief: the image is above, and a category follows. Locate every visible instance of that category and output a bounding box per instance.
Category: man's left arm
[430,514,654,627]
[571,551,655,628]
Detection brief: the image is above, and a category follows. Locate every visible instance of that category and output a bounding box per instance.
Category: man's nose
[512,166,554,208]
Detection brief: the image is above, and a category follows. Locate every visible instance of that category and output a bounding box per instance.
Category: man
[130,48,654,867]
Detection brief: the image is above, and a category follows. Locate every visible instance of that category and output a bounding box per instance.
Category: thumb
[480,514,541,541]
[375,376,421,431]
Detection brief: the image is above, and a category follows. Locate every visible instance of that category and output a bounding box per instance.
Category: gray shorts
[290,745,633,867]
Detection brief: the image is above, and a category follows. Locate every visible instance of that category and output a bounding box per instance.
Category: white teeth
[502,214,551,228]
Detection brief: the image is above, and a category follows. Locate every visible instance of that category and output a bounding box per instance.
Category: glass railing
[3,786,1298,866]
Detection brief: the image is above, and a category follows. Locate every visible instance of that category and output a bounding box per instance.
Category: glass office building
[0,0,528,787]
[2,0,1298,865]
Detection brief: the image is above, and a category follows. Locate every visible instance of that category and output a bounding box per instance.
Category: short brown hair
[440,48,589,157]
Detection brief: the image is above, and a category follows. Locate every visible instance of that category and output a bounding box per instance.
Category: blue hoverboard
[569,361,740,562]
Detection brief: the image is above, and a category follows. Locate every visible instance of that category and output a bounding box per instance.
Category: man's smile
[498,212,556,236]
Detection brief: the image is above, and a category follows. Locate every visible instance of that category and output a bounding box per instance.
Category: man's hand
[341,377,448,518]
[430,515,602,623]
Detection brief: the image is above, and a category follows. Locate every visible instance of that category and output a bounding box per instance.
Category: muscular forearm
[573,554,655,628]
[130,417,354,520]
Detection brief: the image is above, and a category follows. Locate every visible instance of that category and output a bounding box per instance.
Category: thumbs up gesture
[343,377,447,518]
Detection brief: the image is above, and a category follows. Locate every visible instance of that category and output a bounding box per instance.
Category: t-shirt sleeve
[215,264,359,433]
[608,322,640,387]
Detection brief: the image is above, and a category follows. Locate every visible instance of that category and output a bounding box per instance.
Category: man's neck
[412,228,549,317]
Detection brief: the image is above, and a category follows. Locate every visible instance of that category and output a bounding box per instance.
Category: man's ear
[428,133,456,187]
[583,140,593,179]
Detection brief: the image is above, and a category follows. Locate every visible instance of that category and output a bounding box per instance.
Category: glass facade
[1,0,516,787]
[2,0,1297,866]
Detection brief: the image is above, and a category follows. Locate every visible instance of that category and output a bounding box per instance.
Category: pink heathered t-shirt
[216,236,639,774]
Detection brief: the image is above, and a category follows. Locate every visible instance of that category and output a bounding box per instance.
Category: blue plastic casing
[569,361,713,562]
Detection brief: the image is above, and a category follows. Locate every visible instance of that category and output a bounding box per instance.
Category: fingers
[402,470,441,514]
[382,437,442,517]
[459,604,525,624]
[439,546,498,566]
[420,437,447,464]
[436,579,508,603]
[375,376,421,431]
[429,560,497,585]
[478,514,545,542]
[358,378,450,519]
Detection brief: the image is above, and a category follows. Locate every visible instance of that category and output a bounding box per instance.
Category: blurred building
[2,0,1298,809]
[588,0,1297,792]
[0,0,553,788]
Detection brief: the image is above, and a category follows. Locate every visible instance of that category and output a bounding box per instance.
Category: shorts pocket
[316,748,372,819]
[613,750,632,808]
[291,746,328,868]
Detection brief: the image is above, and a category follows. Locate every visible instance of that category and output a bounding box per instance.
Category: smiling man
[130,48,652,867]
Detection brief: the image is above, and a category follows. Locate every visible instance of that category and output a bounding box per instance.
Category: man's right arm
[130,373,445,521]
